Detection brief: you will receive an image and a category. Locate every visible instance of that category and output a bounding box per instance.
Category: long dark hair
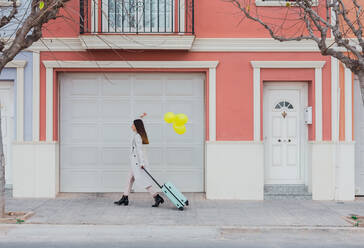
[133,119,149,144]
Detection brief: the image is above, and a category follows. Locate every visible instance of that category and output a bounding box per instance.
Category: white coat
[129,132,152,189]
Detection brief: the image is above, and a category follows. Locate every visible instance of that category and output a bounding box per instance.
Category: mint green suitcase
[143,168,189,211]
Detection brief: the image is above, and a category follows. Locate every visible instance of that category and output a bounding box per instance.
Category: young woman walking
[114,113,164,207]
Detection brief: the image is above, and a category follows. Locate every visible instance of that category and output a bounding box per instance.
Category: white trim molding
[331,57,339,142]
[33,52,40,142]
[27,37,361,53]
[209,68,217,141]
[6,60,27,68]
[191,38,320,52]
[345,67,353,141]
[43,60,219,69]
[5,60,27,142]
[42,60,219,142]
[315,67,323,141]
[79,35,195,50]
[251,61,326,69]
[251,61,326,142]
[29,38,84,52]
[253,67,261,141]
[45,67,53,142]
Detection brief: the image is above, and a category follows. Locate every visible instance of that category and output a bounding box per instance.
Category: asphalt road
[1,224,364,248]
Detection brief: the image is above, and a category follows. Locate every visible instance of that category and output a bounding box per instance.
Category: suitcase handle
[142,167,162,189]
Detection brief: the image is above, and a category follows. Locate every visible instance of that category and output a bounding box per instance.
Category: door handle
[278,139,281,142]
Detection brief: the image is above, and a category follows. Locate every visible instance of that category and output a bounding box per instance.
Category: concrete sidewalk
[4,190,364,227]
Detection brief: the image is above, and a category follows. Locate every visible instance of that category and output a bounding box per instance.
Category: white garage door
[60,72,205,192]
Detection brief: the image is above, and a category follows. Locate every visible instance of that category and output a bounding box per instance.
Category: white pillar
[331,57,339,142]
[16,66,24,142]
[45,68,53,142]
[253,67,261,142]
[315,67,323,141]
[32,51,40,141]
[209,68,216,141]
[345,67,352,141]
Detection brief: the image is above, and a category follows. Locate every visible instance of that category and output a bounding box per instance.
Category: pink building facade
[10,0,360,200]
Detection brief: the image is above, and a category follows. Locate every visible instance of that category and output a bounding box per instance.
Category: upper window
[274,100,294,110]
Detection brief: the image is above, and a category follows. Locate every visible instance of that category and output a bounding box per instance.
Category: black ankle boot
[114,195,129,206]
[152,194,164,207]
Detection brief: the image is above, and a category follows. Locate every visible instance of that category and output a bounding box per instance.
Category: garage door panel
[143,124,163,143]
[61,146,99,167]
[165,80,194,96]
[164,101,199,117]
[101,124,130,143]
[165,123,202,143]
[144,146,163,169]
[134,100,163,121]
[165,81,204,97]
[191,123,205,143]
[66,124,99,143]
[60,73,99,96]
[166,147,195,167]
[70,77,99,96]
[101,100,131,119]
[70,100,99,120]
[102,147,130,166]
[102,171,128,189]
[101,74,132,96]
[61,170,102,191]
[134,77,163,96]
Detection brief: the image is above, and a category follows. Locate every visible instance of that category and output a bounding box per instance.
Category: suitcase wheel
[178,207,184,211]
[185,200,189,206]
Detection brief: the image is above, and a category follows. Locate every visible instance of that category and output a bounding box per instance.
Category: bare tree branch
[0,0,70,71]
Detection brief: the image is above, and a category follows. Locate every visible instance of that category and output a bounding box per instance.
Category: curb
[1,223,363,231]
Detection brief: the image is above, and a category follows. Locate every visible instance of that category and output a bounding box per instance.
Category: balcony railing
[80,0,194,34]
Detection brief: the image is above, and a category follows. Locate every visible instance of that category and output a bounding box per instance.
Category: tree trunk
[0,105,4,217]
[358,70,364,105]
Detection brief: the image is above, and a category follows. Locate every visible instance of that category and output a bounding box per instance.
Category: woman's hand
[140,113,147,118]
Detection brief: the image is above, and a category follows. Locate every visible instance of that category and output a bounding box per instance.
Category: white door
[60,72,205,192]
[0,82,14,186]
[264,84,306,184]
[354,79,364,195]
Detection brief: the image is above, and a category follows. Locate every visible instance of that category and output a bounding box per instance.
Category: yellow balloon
[174,113,188,126]
[173,123,186,135]
[39,1,44,9]
[164,112,175,123]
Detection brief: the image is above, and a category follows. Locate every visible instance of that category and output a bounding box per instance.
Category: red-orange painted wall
[42,0,329,38]
[39,50,332,142]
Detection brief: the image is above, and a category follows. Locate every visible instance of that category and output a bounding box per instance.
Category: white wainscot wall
[12,142,59,198]
[310,142,355,201]
[206,141,264,200]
